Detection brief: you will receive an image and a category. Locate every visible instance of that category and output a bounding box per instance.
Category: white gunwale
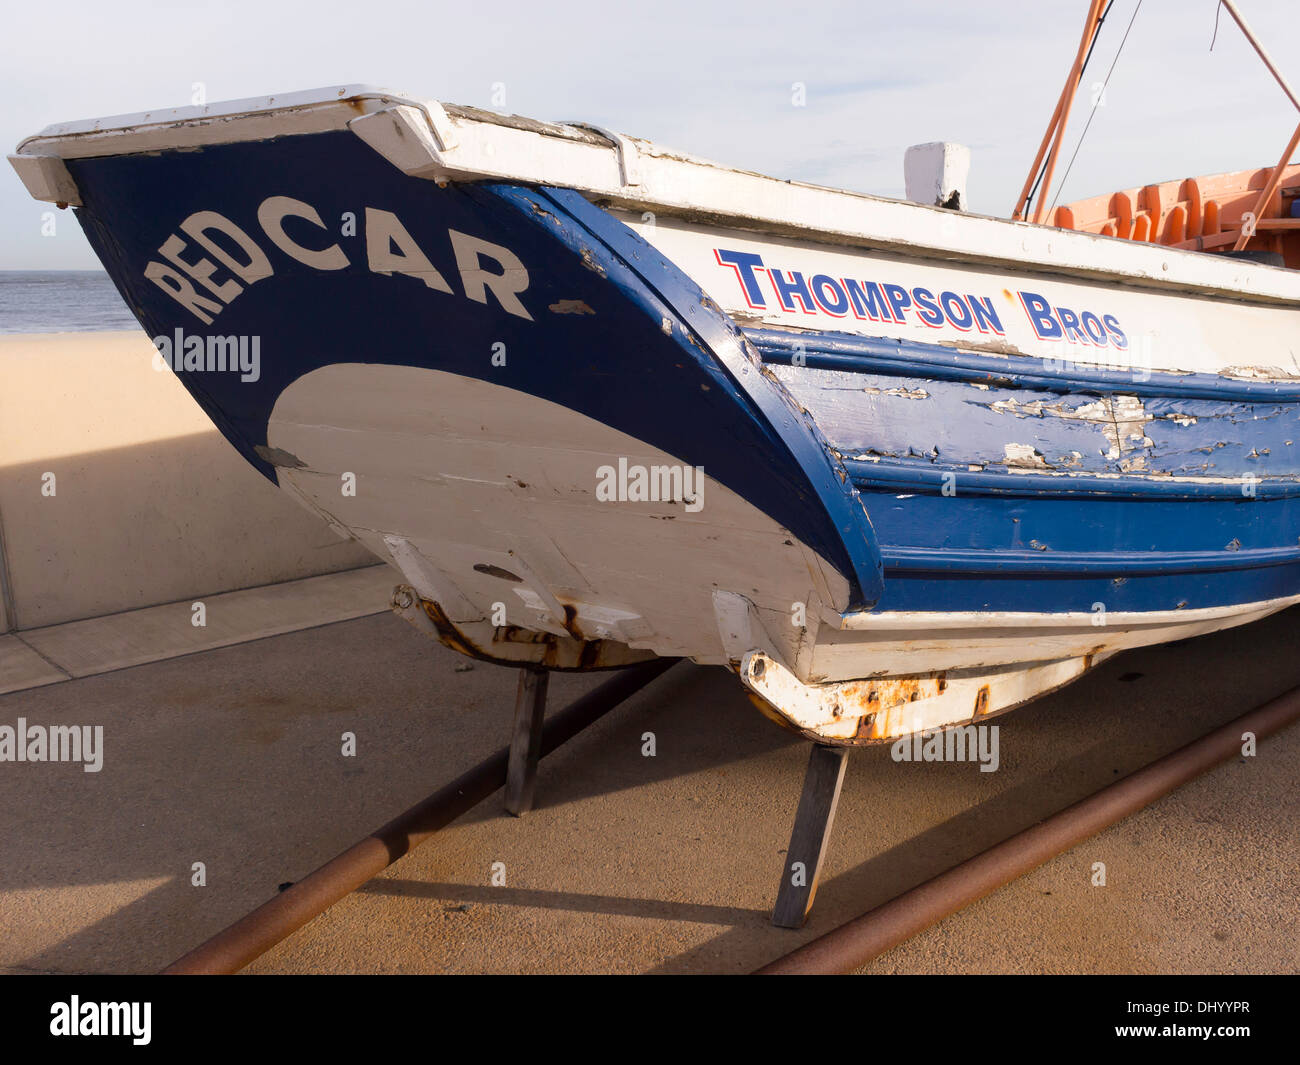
[12,85,1300,307]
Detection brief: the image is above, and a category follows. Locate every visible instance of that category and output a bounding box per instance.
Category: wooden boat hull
[13,87,1300,743]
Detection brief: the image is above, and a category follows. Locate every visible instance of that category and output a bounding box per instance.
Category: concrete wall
[0,331,378,630]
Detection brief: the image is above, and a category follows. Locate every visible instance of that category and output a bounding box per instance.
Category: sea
[0,271,138,334]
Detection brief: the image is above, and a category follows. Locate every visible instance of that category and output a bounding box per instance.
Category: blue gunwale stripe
[881,543,1300,577]
[745,326,1300,402]
[843,456,1300,501]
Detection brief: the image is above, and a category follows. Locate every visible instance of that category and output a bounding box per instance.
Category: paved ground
[1,598,1297,974]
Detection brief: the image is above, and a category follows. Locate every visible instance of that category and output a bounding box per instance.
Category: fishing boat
[11,2,1300,753]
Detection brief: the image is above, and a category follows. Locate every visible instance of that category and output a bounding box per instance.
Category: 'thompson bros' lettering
[144,199,534,325]
[1017,290,1127,348]
[715,248,1129,348]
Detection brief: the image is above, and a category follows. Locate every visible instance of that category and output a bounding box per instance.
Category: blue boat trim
[745,325,1300,402]
[854,474,1300,611]
[873,566,1300,613]
[842,456,1300,500]
[881,543,1300,577]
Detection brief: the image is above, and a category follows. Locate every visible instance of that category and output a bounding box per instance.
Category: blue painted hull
[746,328,1300,615]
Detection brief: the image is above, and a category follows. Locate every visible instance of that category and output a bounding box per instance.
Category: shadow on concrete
[650,612,1300,973]
[2,603,1298,974]
[0,613,778,972]
[358,879,761,927]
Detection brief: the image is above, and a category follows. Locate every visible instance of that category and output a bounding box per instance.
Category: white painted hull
[269,363,847,667]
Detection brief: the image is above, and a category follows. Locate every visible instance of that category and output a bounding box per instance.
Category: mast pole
[1011,0,1107,223]
[1219,0,1300,113]
[1234,119,1300,252]
[1220,1,1300,251]
[1032,0,1108,224]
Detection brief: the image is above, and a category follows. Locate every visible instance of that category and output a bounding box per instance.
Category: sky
[2,0,1298,268]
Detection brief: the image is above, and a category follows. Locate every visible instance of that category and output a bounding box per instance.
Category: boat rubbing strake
[11,76,1300,745]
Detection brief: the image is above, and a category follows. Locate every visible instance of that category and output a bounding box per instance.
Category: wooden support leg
[505,666,549,816]
[772,743,850,929]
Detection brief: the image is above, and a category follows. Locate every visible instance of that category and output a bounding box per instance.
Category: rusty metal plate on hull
[739,649,1108,745]
[391,585,657,671]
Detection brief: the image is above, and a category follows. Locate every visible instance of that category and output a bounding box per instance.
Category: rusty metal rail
[163,657,678,975]
[755,682,1300,974]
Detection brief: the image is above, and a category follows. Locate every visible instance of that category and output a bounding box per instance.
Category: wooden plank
[772,744,850,928]
[1234,117,1300,251]
[1171,229,1245,251]
[505,666,549,816]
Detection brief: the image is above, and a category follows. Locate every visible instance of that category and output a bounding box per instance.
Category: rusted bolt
[393,587,414,610]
